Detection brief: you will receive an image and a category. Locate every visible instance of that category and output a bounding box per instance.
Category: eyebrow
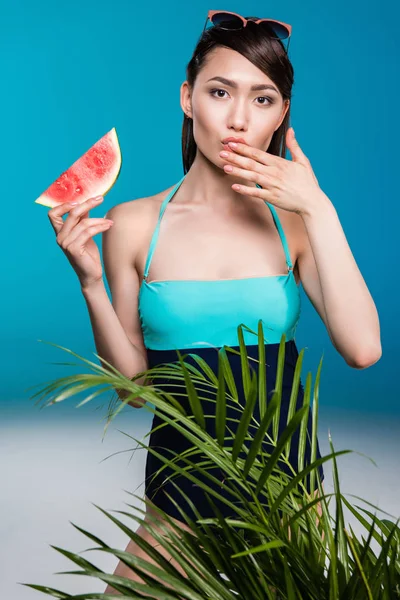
[206,76,279,93]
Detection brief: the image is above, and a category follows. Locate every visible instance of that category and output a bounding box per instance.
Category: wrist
[81,278,106,298]
[301,190,335,220]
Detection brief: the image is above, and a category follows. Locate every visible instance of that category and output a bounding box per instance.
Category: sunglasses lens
[259,20,290,40]
[210,12,243,30]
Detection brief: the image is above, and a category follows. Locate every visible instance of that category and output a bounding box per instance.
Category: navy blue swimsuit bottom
[144,341,324,525]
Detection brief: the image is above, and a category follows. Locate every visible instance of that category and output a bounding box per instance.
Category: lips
[222,137,248,145]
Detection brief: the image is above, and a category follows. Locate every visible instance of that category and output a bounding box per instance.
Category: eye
[209,88,274,106]
[209,88,229,99]
[256,96,274,106]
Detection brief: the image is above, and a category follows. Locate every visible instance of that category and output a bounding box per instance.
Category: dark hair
[182,18,294,174]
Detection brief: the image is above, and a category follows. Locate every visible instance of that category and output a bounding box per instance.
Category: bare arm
[296,195,381,369]
[82,201,151,407]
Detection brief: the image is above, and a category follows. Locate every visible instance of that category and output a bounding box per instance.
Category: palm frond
[22,323,400,599]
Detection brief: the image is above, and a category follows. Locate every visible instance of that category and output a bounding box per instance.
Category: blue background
[1,0,399,596]
[2,0,397,419]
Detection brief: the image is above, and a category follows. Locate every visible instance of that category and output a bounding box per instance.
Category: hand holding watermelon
[36,128,122,291]
[48,196,114,290]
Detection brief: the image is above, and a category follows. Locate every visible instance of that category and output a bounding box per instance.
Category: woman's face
[181,46,290,167]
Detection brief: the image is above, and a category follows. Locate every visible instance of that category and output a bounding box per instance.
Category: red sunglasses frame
[203,10,292,50]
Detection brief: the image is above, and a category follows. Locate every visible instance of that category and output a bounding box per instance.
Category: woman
[48,11,382,594]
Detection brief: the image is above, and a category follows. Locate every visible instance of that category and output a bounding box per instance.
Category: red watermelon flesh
[35,127,122,208]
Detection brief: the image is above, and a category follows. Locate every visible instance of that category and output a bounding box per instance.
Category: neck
[178,148,259,212]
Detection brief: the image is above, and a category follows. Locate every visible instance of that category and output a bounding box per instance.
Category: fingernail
[94,196,103,202]
[70,201,78,205]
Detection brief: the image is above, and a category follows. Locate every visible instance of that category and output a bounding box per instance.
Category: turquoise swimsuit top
[138,174,301,351]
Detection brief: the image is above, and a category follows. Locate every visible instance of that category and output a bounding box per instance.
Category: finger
[48,201,80,235]
[231,183,266,199]
[50,195,103,237]
[48,195,103,235]
[223,163,269,188]
[62,221,113,253]
[220,149,264,174]
[286,128,309,166]
[57,217,113,248]
[227,141,282,167]
[221,149,278,181]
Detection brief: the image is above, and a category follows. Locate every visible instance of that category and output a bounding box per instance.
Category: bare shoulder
[103,185,175,264]
[105,193,158,228]
[105,182,176,222]
[104,189,167,242]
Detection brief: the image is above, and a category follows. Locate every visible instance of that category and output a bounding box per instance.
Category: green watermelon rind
[34,127,122,209]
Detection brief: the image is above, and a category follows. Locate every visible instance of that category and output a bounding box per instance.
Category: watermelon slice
[34,127,122,208]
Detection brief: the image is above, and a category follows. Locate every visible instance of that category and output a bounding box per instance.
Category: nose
[226,99,249,132]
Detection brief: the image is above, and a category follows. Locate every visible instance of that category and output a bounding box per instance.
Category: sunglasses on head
[203,10,292,50]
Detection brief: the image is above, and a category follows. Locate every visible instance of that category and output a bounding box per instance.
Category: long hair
[182,18,294,174]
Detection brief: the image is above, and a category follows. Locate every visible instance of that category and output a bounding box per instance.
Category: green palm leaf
[21,325,400,599]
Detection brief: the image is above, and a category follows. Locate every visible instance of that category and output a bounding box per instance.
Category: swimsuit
[139,173,324,523]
